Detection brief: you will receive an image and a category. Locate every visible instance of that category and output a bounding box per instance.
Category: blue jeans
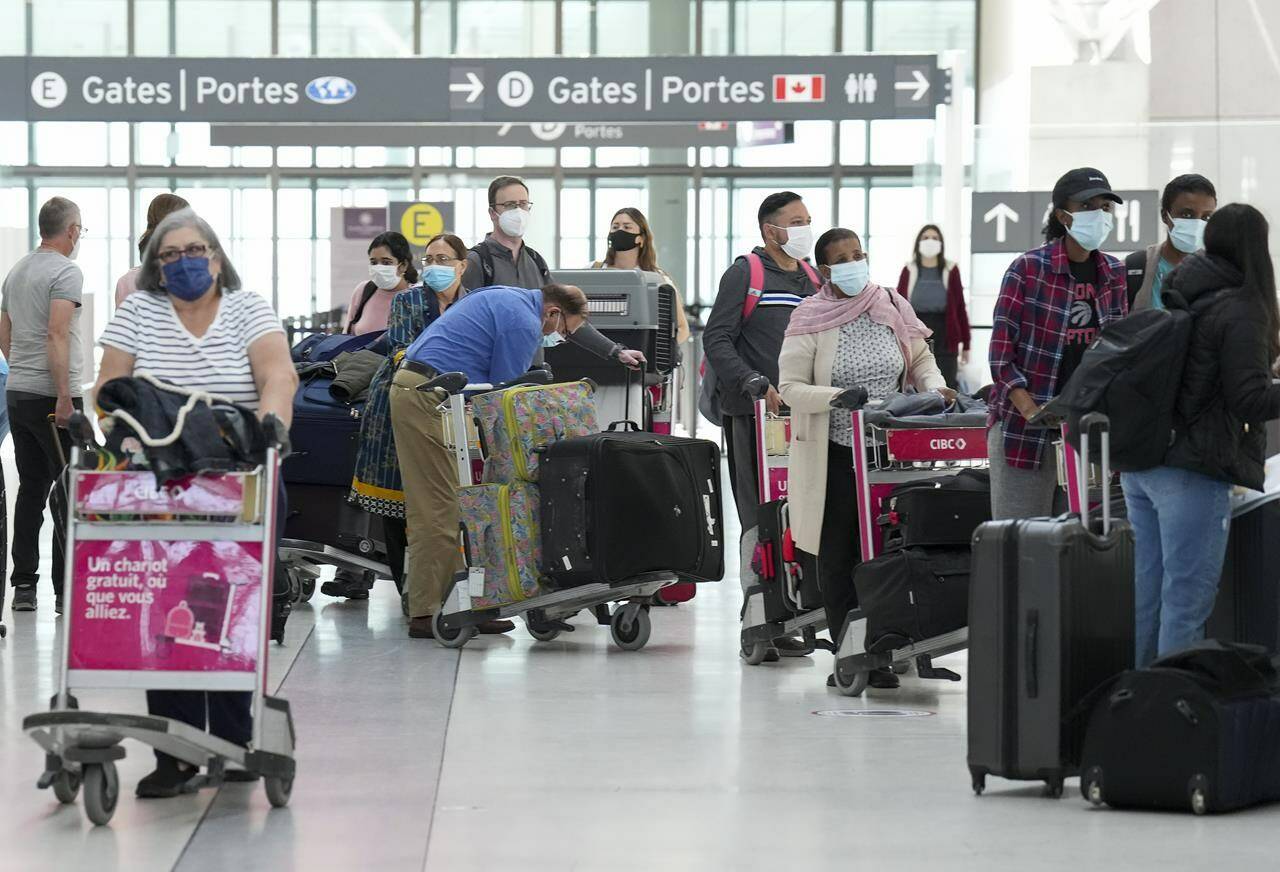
[1121,466,1232,667]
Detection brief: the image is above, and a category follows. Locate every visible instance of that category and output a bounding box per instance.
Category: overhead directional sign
[972,190,1160,254]
[210,122,737,148]
[1,55,947,123]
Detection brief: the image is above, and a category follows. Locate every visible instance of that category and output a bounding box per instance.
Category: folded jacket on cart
[327,348,385,403]
[96,375,268,484]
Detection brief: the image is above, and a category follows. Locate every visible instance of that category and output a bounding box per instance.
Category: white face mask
[918,238,942,259]
[69,238,80,261]
[498,207,530,238]
[771,224,813,259]
[368,263,401,290]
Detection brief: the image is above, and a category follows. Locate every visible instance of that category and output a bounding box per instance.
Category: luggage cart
[831,409,989,696]
[424,372,677,652]
[22,414,297,825]
[740,398,830,665]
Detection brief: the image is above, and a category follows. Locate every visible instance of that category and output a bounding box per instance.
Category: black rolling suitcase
[853,547,970,652]
[878,469,991,551]
[284,482,384,559]
[539,426,723,588]
[967,414,1135,797]
[1079,641,1280,814]
[1206,494,1280,650]
[753,498,822,623]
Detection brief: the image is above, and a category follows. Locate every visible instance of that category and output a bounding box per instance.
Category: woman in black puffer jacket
[1121,203,1280,667]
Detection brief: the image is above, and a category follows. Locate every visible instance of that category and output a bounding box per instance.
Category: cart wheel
[526,617,561,643]
[264,775,293,808]
[833,661,869,697]
[432,612,475,649]
[82,762,118,826]
[52,768,81,804]
[300,578,316,603]
[1043,777,1065,799]
[890,662,911,675]
[610,606,651,651]
[285,566,304,606]
[740,639,770,666]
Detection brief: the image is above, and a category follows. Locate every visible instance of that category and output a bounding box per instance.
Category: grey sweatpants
[988,423,1058,521]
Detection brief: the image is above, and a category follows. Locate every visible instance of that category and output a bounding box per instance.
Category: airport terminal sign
[2,55,947,123]
[971,190,1160,254]
[209,122,739,147]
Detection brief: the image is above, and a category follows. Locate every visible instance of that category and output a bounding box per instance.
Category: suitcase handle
[1077,413,1111,536]
[1025,609,1039,699]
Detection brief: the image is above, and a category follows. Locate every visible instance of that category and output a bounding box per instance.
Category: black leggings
[796,441,863,641]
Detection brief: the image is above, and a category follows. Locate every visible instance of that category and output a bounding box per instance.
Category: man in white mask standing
[702,190,822,659]
[0,196,85,614]
[463,174,645,367]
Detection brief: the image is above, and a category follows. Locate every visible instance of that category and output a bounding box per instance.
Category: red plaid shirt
[988,238,1127,469]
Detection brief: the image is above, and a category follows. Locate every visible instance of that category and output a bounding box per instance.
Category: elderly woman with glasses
[348,232,475,617]
[95,207,298,799]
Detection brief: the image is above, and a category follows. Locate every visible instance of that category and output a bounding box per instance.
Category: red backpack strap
[797,259,823,289]
[741,253,766,322]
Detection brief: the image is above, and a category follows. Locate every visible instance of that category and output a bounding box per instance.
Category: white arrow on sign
[449,71,484,103]
[894,69,930,102]
[983,202,1020,244]
[497,123,513,136]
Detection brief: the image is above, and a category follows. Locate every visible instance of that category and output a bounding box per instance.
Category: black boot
[136,756,197,799]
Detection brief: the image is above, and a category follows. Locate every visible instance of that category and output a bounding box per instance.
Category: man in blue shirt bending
[390,283,590,638]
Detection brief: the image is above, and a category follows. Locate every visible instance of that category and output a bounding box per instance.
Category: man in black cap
[986,167,1128,520]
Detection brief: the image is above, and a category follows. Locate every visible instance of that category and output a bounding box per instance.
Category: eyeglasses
[156,243,212,264]
[72,224,88,236]
[421,255,459,266]
[493,200,533,212]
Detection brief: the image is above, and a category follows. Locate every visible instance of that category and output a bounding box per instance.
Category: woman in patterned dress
[349,234,468,598]
[777,227,953,689]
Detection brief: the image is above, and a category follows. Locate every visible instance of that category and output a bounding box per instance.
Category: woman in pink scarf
[778,227,953,690]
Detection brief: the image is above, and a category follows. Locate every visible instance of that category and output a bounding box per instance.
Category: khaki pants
[389,368,463,618]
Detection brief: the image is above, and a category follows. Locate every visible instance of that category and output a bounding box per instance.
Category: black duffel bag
[852,547,970,653]
[1079,640,1280,814]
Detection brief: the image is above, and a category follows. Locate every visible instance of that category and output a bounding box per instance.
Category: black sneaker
[11,587,36,612]
[136,757,198,799]
[54,598,64,616]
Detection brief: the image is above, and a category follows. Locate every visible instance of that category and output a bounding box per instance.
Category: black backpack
[471,243,550,287]
[346,281,378,334]
[1055,288,1221,471]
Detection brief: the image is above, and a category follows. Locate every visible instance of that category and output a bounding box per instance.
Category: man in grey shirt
[464,175,645,369]
[0,196,85,613]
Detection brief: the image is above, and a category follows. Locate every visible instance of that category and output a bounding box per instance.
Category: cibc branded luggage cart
[740,397,831,665]
[830,409,989,696]
[22,415,296,826]
[424,372,677,652]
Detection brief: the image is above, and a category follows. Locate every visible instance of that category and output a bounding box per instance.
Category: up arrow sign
[894,69,931,102]
[983,202,1020,244]
[450,71,484,104]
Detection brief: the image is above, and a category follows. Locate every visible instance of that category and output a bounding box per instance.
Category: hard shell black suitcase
[753,498,822,624]
[539,427,723,587]
[853,547,970,652]
[1207,494,1280,650]
[878,470,991,551]
[1079,642,1280,814]
[967,415,1135,797]
[283,482,384,559]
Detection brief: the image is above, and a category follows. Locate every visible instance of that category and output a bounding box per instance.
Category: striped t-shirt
[99,290,284,410]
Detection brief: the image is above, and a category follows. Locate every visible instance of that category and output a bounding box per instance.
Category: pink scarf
[785,281,931,370]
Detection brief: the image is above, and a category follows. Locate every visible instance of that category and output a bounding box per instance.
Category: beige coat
[778,324,946,555]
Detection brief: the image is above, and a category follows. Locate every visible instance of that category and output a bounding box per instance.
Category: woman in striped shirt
[96,208,298,799]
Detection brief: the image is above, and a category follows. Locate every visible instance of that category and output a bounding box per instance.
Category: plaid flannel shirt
[987,238,1127,469]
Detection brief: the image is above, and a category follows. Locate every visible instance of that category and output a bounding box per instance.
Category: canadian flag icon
[772,74,826,102]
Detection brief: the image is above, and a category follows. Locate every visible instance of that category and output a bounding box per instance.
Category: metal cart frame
[830,409,989,696]
[425,375,678,652]
[23,437,296,826]
[740,398,831,665]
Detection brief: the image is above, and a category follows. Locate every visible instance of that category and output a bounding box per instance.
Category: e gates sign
[1,55,947,123]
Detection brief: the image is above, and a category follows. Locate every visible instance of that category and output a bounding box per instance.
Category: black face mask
[608,229,641,253]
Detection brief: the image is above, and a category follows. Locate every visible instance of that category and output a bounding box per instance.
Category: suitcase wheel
[740,639,770,666]
[832,661,869,698]
[1082,768,1105,807]
[1043,776,1064,799]
[970,768,986,796]
[1188,775,1209,815]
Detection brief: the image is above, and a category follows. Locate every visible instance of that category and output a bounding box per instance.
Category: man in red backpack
[702,191,821,654]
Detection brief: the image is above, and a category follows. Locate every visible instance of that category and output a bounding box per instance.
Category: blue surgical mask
[542,331,565,348]
[1065,209,1114,252]
[1169,217,1206,254]
[423,265,457,292]
[828,259,870,296]
[162,256,214,302]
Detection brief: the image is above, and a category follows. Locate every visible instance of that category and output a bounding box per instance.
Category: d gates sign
[0,55,948,123]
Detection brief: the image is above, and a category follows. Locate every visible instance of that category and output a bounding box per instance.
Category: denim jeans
[1121,466,1232,667]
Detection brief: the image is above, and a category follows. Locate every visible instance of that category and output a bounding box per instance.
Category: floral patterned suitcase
[472,381,598,484]
[457,482,545,609]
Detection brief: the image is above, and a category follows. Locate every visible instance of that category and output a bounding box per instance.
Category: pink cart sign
[75,471,250,517]
[68,540,264,673]
[885,428,988,463]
